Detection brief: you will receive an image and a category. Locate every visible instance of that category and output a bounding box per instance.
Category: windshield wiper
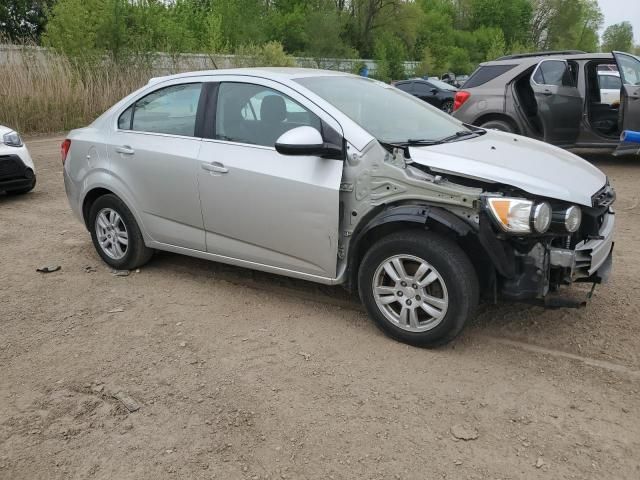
[436,130,480,143]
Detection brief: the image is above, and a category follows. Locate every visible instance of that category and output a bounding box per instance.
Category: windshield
[294,76,469,144]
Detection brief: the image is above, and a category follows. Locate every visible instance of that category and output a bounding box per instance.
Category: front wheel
[358,230,478,347]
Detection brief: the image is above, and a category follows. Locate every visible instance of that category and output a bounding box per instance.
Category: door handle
[201,162,228,174]
[115,145,135,155]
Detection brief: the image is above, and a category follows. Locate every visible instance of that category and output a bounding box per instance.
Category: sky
[598,0,640,44]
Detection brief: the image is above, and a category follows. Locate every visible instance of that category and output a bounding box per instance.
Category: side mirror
[275,126,343,159]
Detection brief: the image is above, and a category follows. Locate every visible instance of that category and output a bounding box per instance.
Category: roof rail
[495,50,586,61]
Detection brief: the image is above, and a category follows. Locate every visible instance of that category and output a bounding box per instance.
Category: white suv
[0,126,36,195]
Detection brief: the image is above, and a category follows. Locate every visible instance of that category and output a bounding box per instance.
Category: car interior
[585,61,621,138]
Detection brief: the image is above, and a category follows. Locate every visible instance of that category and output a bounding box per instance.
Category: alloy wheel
[95,208,129,260]
[372,254,449,332]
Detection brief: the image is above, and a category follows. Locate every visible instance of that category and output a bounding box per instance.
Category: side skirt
[145,240,343,286]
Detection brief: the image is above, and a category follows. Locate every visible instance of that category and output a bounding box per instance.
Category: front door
[530,59,582,146]
[612,52,640,156]
[107,82,205,251]
[197,80,344,279]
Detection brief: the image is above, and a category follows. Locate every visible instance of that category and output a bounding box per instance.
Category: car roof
[482,52,614,67]
[148,67,352,85]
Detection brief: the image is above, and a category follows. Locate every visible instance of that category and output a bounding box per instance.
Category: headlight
[2,131,23,147]
[486,197,551,234]
[553,205,582,233]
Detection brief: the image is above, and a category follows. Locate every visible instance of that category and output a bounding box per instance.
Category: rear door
[530,59,582,146]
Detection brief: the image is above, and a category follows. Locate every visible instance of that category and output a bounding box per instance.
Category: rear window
[463,64,517,88]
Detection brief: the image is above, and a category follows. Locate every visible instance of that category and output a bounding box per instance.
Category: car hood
[409,130,606,206]
[0,125,14,137]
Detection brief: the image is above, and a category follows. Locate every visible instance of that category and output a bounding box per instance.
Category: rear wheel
[89,194,153,270]
[479,119,515,133]
[358,230,478,347]
[441,99,454,114]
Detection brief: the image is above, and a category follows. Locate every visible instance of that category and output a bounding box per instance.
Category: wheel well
[82,188,113,228]
[473,113,519,133]
[348,219,493,296]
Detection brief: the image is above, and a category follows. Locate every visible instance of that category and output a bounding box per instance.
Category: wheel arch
[346,205,494,295]
[473,113,520,133]
[81,184,147,241]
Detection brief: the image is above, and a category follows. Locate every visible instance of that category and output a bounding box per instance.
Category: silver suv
[452,51,640,156]
[63,68,615,347]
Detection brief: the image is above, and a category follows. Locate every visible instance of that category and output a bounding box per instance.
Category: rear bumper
[0,154,35,191]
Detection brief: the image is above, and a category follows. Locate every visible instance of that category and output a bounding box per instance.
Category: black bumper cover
[0,154,35,191]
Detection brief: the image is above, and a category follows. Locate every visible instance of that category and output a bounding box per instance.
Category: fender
[345,204,475,290]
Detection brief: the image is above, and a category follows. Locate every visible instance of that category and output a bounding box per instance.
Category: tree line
[1,0,638,81]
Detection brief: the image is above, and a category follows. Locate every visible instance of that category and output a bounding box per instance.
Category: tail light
[61,139,71,164]
[453,91,471,111]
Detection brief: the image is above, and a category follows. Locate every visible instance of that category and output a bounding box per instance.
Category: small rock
[298,352,311,361]
[179,342,187,348]
[535,457,544,468]
[111,269,130,277]
[107,308,124,314]
[84,266,96,273]
[450,424,479,441]
[176,322,183,326]
[113,391,141,412]
[454,460,462,466]
[91,384,105,393]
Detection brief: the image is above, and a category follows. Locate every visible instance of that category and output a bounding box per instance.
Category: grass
[0,51,156,134]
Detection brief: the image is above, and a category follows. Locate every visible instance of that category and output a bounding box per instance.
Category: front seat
[259,95,287,146]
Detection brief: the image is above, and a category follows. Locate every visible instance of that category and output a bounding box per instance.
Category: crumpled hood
[409,130,606,206]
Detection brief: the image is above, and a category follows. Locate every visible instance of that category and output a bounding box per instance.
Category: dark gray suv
[452,50,640,156]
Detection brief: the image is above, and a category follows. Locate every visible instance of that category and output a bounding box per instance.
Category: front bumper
[549,211,615,284]
[0,154,35,191]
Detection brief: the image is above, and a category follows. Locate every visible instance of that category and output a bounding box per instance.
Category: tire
[358,230,479,347]
[441,99,454,114]
[5,177,36,195]
[479,119,515,133]
[88,194,153,270]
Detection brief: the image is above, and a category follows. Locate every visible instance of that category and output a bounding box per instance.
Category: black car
[393,78,458,113]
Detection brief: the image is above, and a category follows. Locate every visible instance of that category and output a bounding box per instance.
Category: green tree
[0,0,54,42]
[373,33,406,82]
[601,22,634,52]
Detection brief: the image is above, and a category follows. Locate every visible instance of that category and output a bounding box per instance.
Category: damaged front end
[479,182,615,308]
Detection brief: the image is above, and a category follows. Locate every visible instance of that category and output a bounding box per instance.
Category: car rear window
[463,64,517,88]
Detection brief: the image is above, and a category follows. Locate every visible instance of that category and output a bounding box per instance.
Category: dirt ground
[1,136,639,480]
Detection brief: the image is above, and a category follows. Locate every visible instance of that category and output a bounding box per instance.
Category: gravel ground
[1,137,639,480]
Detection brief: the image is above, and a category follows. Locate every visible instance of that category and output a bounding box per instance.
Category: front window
[295,76,467,144]
[616,53,640,86]
[215,82,321,147]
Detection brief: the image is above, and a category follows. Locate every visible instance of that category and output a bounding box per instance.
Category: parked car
[598,71,621,106]
[452,50,640,156]
[63,68,615,347]
[0,126,36,195]
[393,78,458,113]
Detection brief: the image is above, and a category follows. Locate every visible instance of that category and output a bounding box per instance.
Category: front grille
[0,155,24,179]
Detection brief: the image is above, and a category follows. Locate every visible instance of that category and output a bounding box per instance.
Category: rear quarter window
[463,64,517,88]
